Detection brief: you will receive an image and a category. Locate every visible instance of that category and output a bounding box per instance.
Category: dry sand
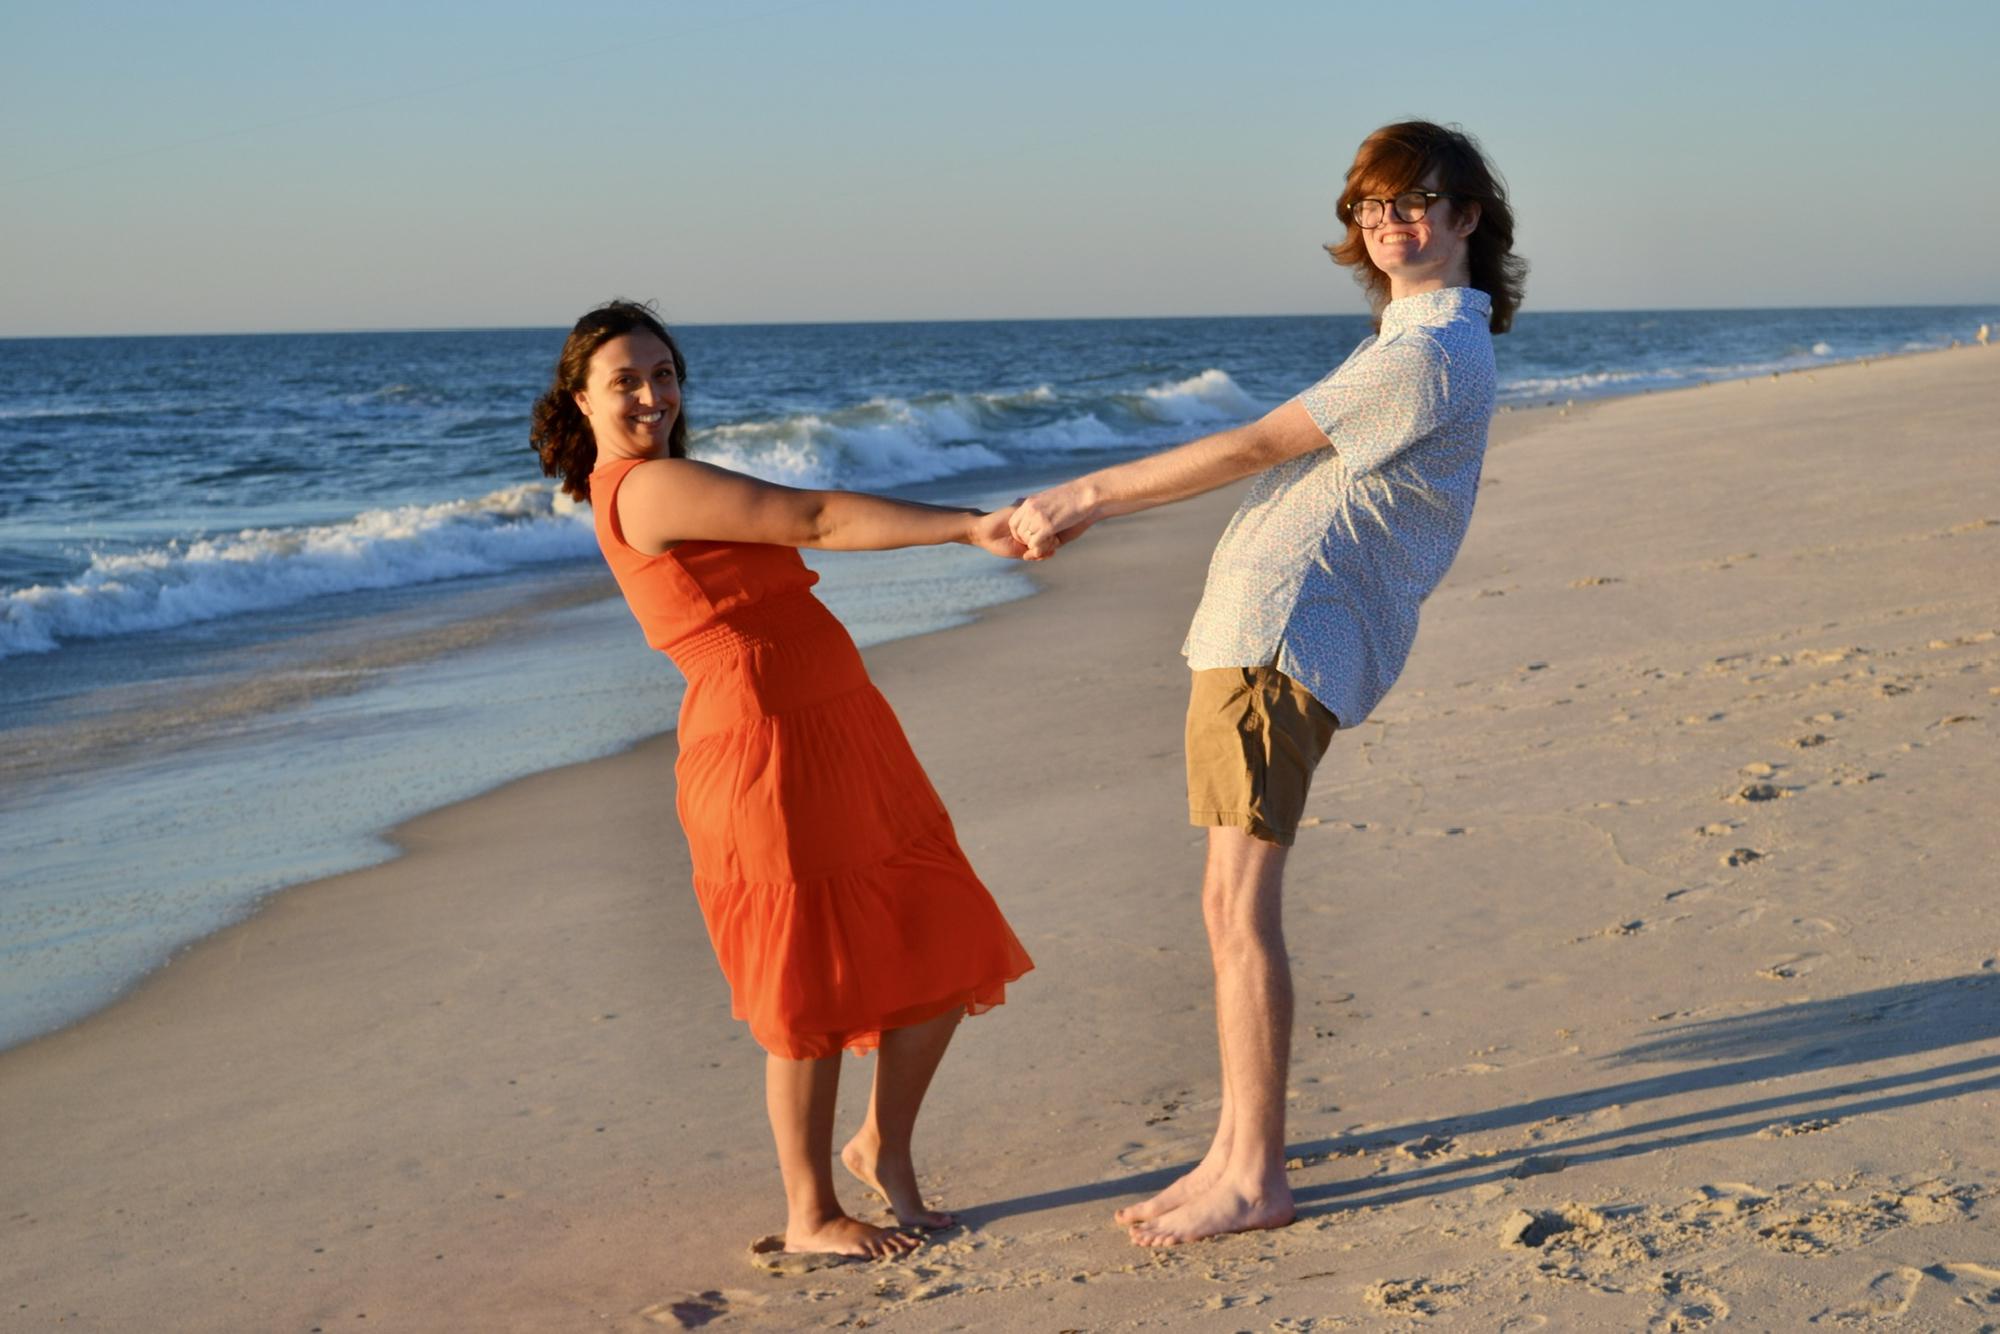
[4,346,1999,1331]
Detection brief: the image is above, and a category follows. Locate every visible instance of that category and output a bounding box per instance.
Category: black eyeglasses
[1345,191,1459,229]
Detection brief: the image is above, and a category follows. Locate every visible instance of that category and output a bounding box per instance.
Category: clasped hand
[966,483,1097,561]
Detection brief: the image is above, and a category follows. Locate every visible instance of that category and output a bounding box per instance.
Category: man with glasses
[1009,120,1526,1246]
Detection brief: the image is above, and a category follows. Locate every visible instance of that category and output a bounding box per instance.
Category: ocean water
[1,304,1993,1049]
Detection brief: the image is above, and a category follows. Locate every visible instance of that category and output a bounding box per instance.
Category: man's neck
[1386,267,1469,302]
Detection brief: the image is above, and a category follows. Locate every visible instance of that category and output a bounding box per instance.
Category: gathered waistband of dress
[666,591,845,666]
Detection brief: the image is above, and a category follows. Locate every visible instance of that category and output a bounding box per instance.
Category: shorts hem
[1188,807,1296,847]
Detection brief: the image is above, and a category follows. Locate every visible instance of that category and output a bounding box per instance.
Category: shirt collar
[1381,286,1491,333]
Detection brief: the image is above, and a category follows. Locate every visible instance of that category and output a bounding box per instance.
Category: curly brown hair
[530,299,688,501]
[1325,121,1527,334]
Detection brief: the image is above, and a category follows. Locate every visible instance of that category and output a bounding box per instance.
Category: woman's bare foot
[786,1212,922,1259]
[841,1135,956,1230]
[1127,1181,1295,1247]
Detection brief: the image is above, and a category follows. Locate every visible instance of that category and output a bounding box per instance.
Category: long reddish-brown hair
[530,299,688,501]
[1326,121,1527,334]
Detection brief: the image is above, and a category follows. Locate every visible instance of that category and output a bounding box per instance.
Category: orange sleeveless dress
[589,457,1033,1059]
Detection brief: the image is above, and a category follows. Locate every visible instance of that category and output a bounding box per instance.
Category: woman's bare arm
[612,458,1022,557]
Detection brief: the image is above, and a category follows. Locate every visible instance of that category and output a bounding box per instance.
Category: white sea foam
[1017,414,1123,450]
[976,383,1057,408]
[1503,368,1675,398]
[683,370,1264,487]
[694,400,1006,489]
[0,484,593,658]
[1136,369,1261,423]
[1503,351,1871,401]
[689,375,1242,487]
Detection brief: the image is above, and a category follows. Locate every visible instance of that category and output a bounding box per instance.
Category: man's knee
[1202,858,1287,940]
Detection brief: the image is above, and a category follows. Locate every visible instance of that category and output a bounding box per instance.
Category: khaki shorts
[1186,665,1338,847]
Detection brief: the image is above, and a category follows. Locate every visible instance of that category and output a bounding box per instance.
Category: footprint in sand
[1499,1208,1575,1248]
[1649,1270,1730,1332]
[1364,1275,1466,1317]
[746,1235,863,1275]
[1115,1140,1188,1171]
[1922,1262,2000,1310]
[640,1289,765,1328]
[1818,1266,1924,1322]
[1692,1182,1773,1215]
[1751,1179,1981,1257]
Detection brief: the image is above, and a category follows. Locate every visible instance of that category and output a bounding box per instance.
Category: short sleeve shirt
[1182,287,1497,727]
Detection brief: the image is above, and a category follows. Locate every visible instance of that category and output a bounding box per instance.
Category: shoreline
[4,342,1998,1328]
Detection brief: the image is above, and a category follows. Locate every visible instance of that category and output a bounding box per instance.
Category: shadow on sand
[963,971,2000,1227]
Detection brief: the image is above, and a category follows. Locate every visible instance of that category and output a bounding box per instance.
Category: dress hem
[745,966,1034,1060]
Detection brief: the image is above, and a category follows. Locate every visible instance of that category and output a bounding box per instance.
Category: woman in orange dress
[531,301,1034,1259]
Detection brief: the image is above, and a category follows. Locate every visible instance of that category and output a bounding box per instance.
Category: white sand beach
[4,344,1998,1330]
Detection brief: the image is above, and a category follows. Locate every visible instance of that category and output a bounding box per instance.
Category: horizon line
[4,300,1997,343]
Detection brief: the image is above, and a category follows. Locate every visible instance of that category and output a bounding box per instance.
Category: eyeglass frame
[1343,190,1462,229]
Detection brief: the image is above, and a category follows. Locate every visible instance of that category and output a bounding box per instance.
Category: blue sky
[3,0,1995,335]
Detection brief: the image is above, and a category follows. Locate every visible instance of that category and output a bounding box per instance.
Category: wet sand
[4,344,1998,1330]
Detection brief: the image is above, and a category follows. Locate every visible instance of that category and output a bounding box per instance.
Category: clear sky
[3,0,1995,336]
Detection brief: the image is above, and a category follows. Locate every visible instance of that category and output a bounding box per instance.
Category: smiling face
[573,331,683,462]
[1359,177,1480,300]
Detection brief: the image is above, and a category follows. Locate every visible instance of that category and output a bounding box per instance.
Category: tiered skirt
[670,592,1033,1058]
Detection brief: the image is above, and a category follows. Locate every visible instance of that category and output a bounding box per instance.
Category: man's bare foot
[785,1213,922,1259]
[1127,1182,1295,1247]
[841,1136,956,1230]
[1113,1145,1230,1226]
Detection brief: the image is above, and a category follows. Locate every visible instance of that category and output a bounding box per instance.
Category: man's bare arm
[1010,399,1328,558]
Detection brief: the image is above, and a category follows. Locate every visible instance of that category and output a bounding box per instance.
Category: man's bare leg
[841,1007,962,1228]
[767,1052,921,1257]
[1131,825,1296,1246]
[1115,836,1244,1224]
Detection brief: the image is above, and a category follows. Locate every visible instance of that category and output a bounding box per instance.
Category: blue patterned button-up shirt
[1182,287,1497,727]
